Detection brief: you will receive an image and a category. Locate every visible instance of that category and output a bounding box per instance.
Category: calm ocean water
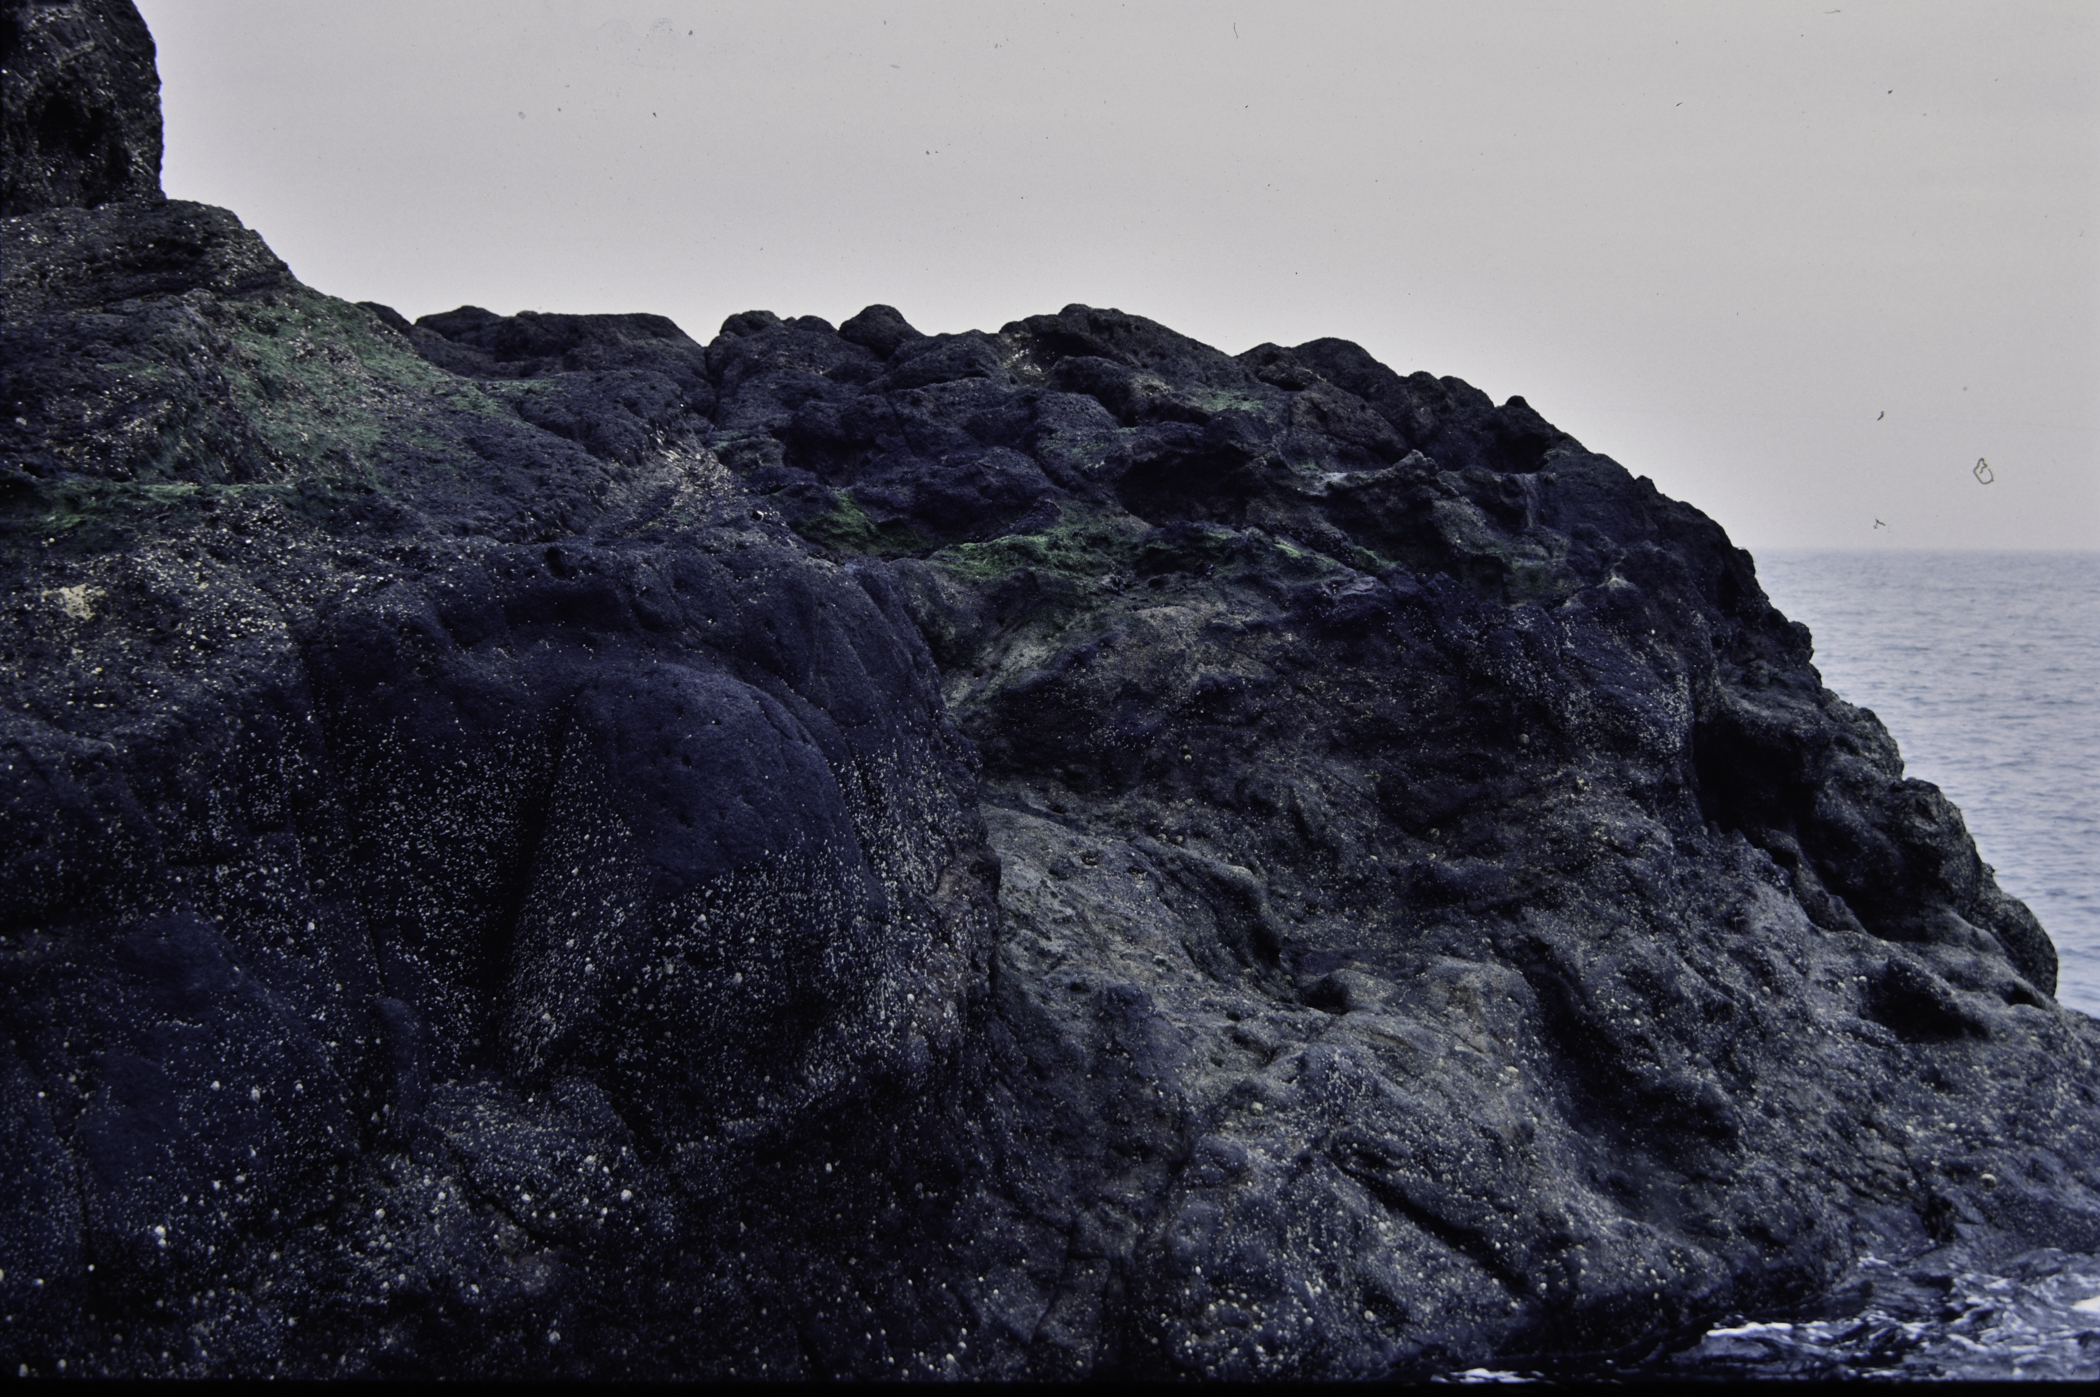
[1755,550,2100,1018]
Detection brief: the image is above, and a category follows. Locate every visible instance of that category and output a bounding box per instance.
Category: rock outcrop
[1,0,162,216]
[4,1,2097,1379]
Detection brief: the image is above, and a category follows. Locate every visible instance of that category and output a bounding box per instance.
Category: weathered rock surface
[1,0,161,216]
[3,1,2097,1379]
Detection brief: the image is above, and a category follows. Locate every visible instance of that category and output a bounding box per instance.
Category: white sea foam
[1670,1251,2100,1381]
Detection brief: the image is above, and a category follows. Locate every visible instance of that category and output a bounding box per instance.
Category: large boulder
[698,302,2095,1377]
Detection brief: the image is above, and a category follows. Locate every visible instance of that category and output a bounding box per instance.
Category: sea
[1447,551,2100,1383]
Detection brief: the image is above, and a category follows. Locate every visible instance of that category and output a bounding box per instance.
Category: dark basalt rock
[3,2,2097,1380]
[1,0,162,215]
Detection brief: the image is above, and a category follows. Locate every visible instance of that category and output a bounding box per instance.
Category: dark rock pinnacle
[2,1,2095,1381]
[2,0,162,216]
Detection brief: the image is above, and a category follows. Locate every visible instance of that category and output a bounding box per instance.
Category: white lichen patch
[49,583,101,621]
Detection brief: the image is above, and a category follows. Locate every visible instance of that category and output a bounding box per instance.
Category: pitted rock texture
[3,2,2098,1380]
[1,0,162,216]
[0,196,997,1377]
[673,303,2092,1377]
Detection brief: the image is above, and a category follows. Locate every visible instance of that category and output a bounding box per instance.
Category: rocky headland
[4,1,2097,1379]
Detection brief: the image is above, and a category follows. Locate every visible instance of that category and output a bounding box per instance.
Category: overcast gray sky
[135,0,2097,551]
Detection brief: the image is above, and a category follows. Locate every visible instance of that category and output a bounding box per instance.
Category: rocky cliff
[4,1,2097,1379]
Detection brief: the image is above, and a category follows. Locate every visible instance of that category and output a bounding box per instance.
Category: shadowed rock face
[3,3,2097,1381]
[1,0,162,215]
